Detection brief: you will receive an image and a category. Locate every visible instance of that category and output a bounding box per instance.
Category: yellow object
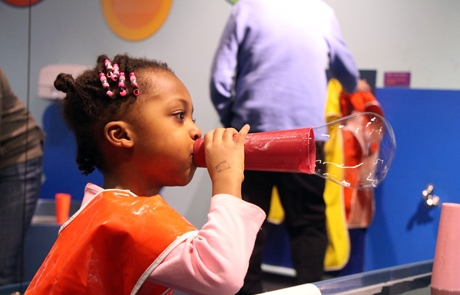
[266,80,351,270]
[267,186,285,225]
[323,79,350,271]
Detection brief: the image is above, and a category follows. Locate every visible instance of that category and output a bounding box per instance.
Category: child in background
[25,54,265,295]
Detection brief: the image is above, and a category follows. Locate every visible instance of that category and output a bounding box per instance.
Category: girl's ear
[104,121,134,148]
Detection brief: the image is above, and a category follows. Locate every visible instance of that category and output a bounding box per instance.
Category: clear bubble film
[193,112,396,189]
[315,112,396,188]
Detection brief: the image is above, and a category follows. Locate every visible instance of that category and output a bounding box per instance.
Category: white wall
[324,0,460,90]
[0,0,232,227]
[1,0,459,227]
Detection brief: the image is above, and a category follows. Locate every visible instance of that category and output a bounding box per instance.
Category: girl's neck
[103,176,161,196]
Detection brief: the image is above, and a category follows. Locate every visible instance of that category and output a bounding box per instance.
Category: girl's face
[130,70,202,190]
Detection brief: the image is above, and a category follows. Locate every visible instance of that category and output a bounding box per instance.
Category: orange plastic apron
[25,190,197,295]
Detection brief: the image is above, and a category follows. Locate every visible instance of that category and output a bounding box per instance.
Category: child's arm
[203,124,250,198]
[147,125,266,295]
[149,194,265,295]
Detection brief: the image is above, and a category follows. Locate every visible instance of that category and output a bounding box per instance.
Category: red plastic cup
[55,193,71,225]
[431,203,460,295]
[193,128,316,174]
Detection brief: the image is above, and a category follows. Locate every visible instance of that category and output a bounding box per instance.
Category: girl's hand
[203,124,250,198]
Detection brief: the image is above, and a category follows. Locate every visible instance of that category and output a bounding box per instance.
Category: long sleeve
[0,67,45,169]
[148,194,266,295]
[209,0,360,133]
[326,10,360,93]
[210,13,239,127]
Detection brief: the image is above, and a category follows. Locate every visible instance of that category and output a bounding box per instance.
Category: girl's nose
[191,124,202,140]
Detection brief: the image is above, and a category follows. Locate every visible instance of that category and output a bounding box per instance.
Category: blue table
[315,260,432,295]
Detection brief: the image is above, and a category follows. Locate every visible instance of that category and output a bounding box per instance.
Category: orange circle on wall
[2,0,42,6]
[101,0,173,41]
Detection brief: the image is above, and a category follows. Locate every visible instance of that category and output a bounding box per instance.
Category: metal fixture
[422,184,440,207]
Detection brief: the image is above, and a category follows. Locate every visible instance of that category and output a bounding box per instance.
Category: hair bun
[54,73,75,93]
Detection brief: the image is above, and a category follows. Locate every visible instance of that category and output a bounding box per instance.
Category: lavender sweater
[210,0,360,137]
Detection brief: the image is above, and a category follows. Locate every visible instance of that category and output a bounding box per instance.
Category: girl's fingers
[235,124,250,145]
[204,125,250,144]
[204,128,223,143]
[222,127,237,142]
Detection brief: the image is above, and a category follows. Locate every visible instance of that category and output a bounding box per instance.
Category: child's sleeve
[148,194,265,295]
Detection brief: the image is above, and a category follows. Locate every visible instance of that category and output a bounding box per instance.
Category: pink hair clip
[130,72,140,96]
[104,59,114,79]
[99,72,113,98]
[118,72,126,96]
[129,72,138,87]
[99,72,109,89]
[118,72,125,86]
[111,63,120,81]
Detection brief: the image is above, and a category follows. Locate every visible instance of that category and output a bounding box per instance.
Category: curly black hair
[54,54,172,175]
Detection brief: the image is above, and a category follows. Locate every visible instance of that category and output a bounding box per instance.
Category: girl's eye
[174,112,185,121]
[174,112,195,123]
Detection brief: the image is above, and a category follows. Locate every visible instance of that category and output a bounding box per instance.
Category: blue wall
[40,102,103,200]
[365,87,460,270]
[261,87,460,272]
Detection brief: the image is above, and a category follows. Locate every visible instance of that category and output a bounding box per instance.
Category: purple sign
[384,72,411,87]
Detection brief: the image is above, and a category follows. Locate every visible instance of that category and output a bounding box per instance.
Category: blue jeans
[0,156,43,286]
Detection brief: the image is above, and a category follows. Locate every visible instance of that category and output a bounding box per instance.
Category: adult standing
[0,66,45,286]
[210,0,369,293]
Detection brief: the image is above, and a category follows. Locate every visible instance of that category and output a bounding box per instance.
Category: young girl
[25,54,265,295]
